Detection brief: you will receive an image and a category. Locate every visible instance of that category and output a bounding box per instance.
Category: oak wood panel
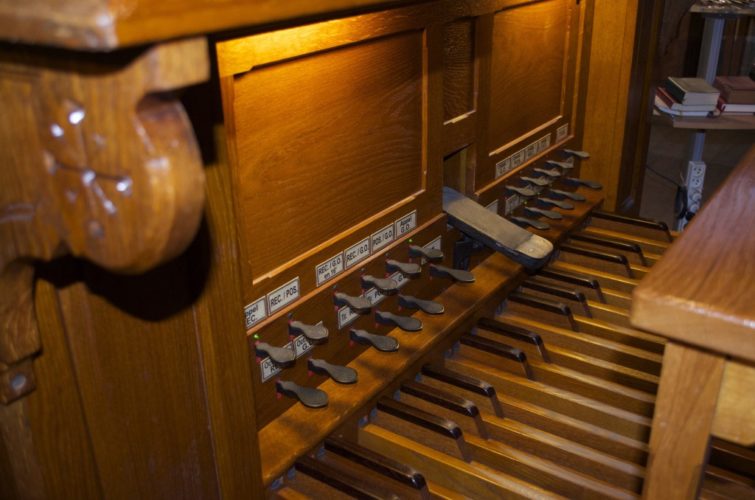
[231,31,424,278]
[191,128,263,496]
[25,273,101,499]
[580,0,639,210]
[631,146,755,361]
[487,0,569,152]
[443,18,475,122]
[55,264,222,499]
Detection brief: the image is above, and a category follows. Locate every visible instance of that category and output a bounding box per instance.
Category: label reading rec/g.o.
[371,224,395,252]
[315,252,344,287]
[345,238,370,269]
[395,210,418,237]
[244,296,267,330]
[556,124,569,141]
[267,277,300,314]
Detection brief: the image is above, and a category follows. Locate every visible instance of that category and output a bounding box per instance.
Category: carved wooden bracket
[0,37,209,403]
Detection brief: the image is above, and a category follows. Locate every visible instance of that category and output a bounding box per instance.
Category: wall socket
[678,160,706,230]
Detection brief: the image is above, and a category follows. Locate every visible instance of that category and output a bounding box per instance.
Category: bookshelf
[653,110,755,130]
[667,2,755,231]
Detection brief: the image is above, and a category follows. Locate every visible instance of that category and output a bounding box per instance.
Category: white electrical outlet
[686,161,705,199]
[677,160,706,231]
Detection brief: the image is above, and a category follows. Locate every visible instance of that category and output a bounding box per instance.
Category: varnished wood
[711,361,755,446]
[360,423,563,499]
[0,1,671,497]
[643,342,726,500]
[632,146,755,361]
[580,0,639,210]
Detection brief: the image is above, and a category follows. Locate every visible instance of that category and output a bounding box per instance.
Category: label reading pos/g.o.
[267,277,300,314]
[371,224,395,252]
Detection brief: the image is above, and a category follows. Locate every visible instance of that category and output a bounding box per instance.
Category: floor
[640,125,755,228]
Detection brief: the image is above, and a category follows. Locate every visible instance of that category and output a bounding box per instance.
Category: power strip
[678,160,705,230]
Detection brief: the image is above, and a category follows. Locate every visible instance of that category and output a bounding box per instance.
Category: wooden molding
[0,37,209,402]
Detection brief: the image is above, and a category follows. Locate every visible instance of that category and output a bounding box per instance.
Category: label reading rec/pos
[267,277,300,314]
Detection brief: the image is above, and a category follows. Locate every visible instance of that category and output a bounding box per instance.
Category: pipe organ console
[0,0,753,498]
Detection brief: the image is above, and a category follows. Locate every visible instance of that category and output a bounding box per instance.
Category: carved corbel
[0,37,209,403]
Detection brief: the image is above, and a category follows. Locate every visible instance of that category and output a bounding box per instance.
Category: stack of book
[714,76,755,115]
[654,77,719,118]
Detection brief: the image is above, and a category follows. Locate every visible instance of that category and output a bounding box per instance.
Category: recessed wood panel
[443,18,475,122]
[488,0,570,152]
[232,31,424,278]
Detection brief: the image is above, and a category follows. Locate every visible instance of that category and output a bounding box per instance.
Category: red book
[714,76,755,105]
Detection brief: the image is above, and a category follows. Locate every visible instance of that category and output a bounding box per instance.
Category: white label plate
[267,277,300,314]
[420,236,442,265]
[538,134,551,152]
[526,142,537,160]
[371,224,395,252]
[259,341,293,383]
[315,252,344,287]
[390,271,409,289]
[557,124,569,141]
[486,199,499,215]
[244,296,267,329]
[364,287,386,306]
[505,194,522,216]
[293,334,314,357]
[395,210,417,237]
[337,304,360,329]
[345,238,370,269]
[511,149,525,169]
[495,156,512,179]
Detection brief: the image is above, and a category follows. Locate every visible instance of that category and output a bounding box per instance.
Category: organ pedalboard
[264,176,755,498]
[3,1,754,498]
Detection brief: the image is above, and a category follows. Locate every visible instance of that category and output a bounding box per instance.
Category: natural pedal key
[308,358,357,384]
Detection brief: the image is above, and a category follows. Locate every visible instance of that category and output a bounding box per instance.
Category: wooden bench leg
[643,341,725,499]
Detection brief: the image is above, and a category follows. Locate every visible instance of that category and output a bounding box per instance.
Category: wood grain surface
[631,146,755,361]
[642,342,725,500]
